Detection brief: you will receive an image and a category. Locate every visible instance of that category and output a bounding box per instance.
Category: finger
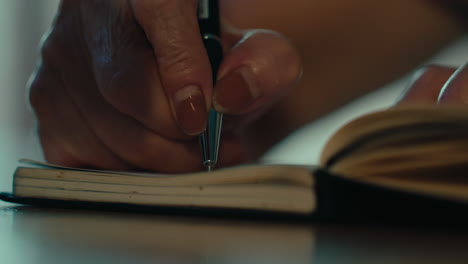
[42,27,205,173]
[397,65,456,105]
[213,29,302,115]
[438,63,468,104]
[94,43,188,140]
[131,0,212,135]
[29,64,132,170]
[80,1,187,140]
[57,59,205,172]
[68,81,204,172]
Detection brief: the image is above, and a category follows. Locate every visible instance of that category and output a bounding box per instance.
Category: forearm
[224,0,467,158]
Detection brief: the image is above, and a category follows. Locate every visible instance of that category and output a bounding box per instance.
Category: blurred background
[0,0,467,191]
[0,0,59,189]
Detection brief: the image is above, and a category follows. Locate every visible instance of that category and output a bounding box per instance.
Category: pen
[198,0,223,172]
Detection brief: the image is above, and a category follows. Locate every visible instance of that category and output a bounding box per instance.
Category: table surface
[1,202,468,264]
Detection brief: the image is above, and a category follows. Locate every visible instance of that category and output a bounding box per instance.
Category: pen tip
[204,160,215,172]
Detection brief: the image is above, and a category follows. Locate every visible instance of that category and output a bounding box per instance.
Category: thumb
[213,29,302,115]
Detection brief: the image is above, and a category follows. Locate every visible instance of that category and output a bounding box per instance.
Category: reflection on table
[1,205,468,264]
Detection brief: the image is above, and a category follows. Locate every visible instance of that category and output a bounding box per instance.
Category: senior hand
[29,0,301,172]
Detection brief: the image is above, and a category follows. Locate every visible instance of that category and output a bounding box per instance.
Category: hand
[398,63,468,105]
[28,0,301,172]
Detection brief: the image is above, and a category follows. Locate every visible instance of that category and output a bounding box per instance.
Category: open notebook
[2,105,468,219]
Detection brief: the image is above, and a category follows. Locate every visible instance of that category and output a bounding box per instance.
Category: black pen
[198,0,223,172]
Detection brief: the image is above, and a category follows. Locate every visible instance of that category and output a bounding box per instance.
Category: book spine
[313,169,468,223]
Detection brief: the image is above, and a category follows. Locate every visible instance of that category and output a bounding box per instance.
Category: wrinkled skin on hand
[29,0,302,172]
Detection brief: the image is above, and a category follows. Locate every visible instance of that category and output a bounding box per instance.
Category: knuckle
[28,56,62,119]
[28,73,43,111]
[39,36,55,63]
[28,68,50,117]
[28,32,62,107]
[39,29,66,65]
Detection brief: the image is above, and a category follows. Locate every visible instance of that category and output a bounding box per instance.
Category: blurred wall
[0,0,59,189]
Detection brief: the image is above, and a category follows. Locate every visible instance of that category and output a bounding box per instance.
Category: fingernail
[438,63,468,104]
[213,66,260,114]
[172,85,207,135]
[396,65,454,105]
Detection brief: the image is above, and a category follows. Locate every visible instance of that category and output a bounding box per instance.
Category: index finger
[131,0,212,135]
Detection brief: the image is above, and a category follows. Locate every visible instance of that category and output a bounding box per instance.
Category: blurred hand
[398,63,468,105]
[28,0,301,172]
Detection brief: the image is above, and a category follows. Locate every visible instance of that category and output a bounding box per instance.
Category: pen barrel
[202,34,223,81]
[199,34,223,169]
[198,0,220,36]
[200,110,223,167]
